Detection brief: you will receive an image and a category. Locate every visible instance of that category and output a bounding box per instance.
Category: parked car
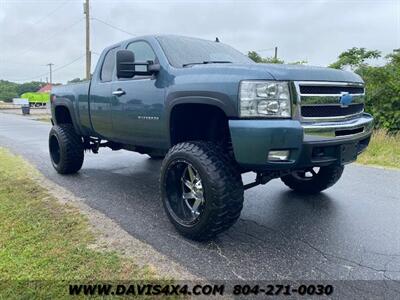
[49,35,373,240]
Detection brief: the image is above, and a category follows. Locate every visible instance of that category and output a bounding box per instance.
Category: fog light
[268,150,290,161]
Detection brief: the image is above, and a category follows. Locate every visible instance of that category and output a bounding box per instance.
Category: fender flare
[165,92,237,146]
[52,98,83,136]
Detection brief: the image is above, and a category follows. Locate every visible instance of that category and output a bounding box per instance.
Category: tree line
[248,47,399,133]
[0,78,84,103]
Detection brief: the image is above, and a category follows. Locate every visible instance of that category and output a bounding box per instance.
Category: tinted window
[157,35,254,68]
[101,47,118,82]
[127,41,156,72]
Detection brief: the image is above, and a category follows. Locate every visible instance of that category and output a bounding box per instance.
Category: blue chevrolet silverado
[50,35,373,240]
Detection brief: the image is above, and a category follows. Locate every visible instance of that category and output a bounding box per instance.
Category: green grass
[0,148,156,298]
[358,129,400,169]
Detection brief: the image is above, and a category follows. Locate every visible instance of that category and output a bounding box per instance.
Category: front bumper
[229,113,373,171]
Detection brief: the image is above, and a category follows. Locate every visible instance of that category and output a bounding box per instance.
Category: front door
[89,47,118,138]
[110,41,165,148]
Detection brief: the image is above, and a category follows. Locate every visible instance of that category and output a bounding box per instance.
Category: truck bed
[51,81,92,136]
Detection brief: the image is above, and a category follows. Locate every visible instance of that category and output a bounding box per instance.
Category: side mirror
[116,50,135,78]
[116,50,161,78]
[148,63,161,73]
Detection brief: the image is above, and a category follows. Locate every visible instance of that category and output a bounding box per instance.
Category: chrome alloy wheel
[181,164,204,218]
[165,161,205,226]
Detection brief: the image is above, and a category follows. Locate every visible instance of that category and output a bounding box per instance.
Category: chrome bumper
[302,113,374,142]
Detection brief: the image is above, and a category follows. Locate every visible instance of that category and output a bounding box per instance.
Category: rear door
[89,47,118,138]
[110,40,165,147]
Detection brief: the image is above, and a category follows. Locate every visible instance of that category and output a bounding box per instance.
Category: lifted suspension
[243,171,283,190]
[83,137,122,153]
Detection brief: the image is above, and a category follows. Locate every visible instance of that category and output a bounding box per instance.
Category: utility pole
[84,0,91,80]
[47,63,54,84]
[274,46,278,60]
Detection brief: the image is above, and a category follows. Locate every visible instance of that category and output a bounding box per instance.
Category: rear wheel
[281,165,344,194]
[160,141,244,241]
[49,124,84,174]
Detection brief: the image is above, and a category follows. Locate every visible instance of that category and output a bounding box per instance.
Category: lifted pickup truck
[50,35,373,240]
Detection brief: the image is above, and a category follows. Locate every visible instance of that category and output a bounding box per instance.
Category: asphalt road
[1,112,400,282]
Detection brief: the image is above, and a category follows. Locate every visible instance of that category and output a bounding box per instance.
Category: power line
[2,61,45,67]
[91,17,137,37]
[17,17,84,56]
[9,55,85,82]
[10,71,50,83]
[11,0,71,38]
[52,55,85,73]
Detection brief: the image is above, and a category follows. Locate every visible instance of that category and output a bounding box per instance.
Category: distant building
[37,84,52,93]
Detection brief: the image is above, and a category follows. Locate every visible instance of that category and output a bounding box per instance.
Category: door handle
[112,89,126,97]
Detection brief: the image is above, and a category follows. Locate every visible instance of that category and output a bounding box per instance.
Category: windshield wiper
[182,61,232,67]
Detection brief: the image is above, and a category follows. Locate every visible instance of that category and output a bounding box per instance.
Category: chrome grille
[295,81,365,120]
[301,103,364,118]
[299,85,364,95]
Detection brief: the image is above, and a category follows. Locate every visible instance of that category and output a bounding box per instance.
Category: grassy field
[358,129,400,169]
[0,148,156,298]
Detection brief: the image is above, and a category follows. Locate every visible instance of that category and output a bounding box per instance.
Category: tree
[248,51,284,64]
[262,57,285,64]
[361,52,400,132]
[248,51,264,63]
[16,81,44,96]
[329,47,381,70]
[67,78,85,84]
[0,80,18,102]
[248,51,305,64]
[0,80,47,102]
[330,48,399,132]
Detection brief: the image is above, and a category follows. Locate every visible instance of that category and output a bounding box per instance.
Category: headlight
[239,81,291,118]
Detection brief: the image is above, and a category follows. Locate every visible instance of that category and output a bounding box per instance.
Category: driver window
[101,47,118,82]
[127,41,156,73]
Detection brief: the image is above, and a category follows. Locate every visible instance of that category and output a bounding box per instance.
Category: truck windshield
[157,35,255,68]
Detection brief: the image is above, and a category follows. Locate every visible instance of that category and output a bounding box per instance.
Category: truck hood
[186,63,363,83]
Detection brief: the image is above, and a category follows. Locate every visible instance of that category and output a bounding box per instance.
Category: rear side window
[101,47,118,82]
[127,41,156,72]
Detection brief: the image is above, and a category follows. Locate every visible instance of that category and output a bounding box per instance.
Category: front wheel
[281,165,344,194]
[160,141,244,241]
[49,124,84,174]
